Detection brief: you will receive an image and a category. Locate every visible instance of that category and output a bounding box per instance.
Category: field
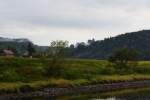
[0,57,149,93]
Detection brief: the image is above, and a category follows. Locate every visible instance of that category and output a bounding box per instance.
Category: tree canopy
[108,48,138,68]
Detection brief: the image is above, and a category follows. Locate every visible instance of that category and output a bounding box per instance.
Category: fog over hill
[0,37,31,43]
[0,37,48,54]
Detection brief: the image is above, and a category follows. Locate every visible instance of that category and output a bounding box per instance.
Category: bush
[108,48,138,69]
[19,85,34,93]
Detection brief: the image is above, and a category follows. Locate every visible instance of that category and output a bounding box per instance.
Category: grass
[0,57,149,93]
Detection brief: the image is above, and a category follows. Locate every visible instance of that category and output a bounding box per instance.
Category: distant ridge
[70,30,150,60]
[0,37,48,55]
[0,37,31,43]
[1,30,150,60]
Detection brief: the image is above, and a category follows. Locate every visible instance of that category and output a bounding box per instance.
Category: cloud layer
[0,0,150,45]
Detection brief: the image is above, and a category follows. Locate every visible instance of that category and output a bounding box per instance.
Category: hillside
[70,30,150,60]
[1,30,150,60]
[0,37,48,55]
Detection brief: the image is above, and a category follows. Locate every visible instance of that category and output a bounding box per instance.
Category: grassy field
[0,57,149,93]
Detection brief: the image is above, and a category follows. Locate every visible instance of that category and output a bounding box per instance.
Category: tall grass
[0,57,149,92]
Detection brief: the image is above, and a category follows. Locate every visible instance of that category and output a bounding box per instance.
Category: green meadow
[0,57,149,93]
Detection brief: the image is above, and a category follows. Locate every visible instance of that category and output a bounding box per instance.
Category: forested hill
[0,37,48,55]
[69,30,150,60]
[1,30,150,60]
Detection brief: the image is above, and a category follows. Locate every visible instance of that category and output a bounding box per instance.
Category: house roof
[3,49,14,55]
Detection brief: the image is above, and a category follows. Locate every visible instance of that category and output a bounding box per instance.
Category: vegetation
[0,38,48,56]
[67,30,150,60]
[27,42,36,57]
[2,30,150,60]
[108,48,138,69]
[45,40,69,76]
[0,41,29,55]
[0,57,149,93]
[0,30,150,94]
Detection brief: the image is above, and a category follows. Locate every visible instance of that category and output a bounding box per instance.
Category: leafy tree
[27,42,35,57]
[108,48,138,69]
[49,40,69,58]
[70,44,75,49]
[46,40,69,76]
[87,38,95,45]
[76,42,86,49]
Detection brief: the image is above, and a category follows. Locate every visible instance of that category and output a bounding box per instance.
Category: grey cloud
[0,0,150,45]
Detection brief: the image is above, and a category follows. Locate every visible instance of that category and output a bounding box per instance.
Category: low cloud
[0,0,150,45]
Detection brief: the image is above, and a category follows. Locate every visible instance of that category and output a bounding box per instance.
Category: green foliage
[0,38,48,57]
[0,41,30,55]
[45,40,69,76]
[49,40,69,58]
[0,57,149,93]
[108,48,138,69]
[27,42,36,57]
[67,30,150,60]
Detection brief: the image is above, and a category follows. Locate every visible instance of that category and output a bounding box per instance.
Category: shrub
[108,48,138,68]
[19,85,34,93]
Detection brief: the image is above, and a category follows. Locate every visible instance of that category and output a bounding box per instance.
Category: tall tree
[46,40,69,76]
[27,42,35,57]
[108,48,138,69]
[49,40,69,58]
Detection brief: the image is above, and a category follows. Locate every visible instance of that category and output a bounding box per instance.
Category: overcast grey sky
[0,0,150,45]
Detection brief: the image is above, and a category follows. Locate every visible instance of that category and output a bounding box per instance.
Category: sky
[0,0,150,45]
